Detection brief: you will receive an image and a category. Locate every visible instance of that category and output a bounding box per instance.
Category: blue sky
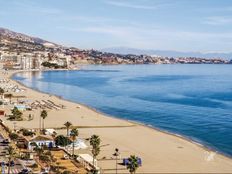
[1,0,232,52]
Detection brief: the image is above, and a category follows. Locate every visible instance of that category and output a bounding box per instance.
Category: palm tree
[90,135,101,169]
[40,110,47,131]
[126,155,140,174]
[6,146,16,174]
[64,121,72,137]
[114,148,120,174]
[70,128,79,158]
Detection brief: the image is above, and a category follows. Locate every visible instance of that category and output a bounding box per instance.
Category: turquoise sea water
[13,64,232,157]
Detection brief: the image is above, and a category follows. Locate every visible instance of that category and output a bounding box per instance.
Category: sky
[1,0,232,52]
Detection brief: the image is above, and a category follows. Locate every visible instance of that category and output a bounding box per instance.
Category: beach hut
[15,105,26,111]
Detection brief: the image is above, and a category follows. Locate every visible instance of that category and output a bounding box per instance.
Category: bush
[21,152,30,160]
[45,151,51,156]
[9,132,18,141]
[17,143,26,149]
[20,129,35,137]
[41,61,66,69]
[39,154,50,162]
[10,107,23,121]
[31,163,38,168]
[55,135,71,147]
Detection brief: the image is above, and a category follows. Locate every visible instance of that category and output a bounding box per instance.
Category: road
[0,135,23,174]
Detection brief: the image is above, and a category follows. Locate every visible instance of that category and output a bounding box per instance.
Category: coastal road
[0,135,23,174]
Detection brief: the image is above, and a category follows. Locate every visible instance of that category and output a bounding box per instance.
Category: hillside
[0,27,230,66]
[102,47,232,60]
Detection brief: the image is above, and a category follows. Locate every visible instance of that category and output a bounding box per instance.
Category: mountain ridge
[0,27,232,60]
[0,27,58,47]
[101,47,232,59]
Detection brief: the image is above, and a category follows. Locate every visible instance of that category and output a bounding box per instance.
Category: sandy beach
[1,70,232,173]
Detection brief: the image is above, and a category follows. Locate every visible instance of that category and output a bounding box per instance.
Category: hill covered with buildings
[0,27,231,70]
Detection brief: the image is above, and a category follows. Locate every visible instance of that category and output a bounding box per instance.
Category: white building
[28,135,55,150]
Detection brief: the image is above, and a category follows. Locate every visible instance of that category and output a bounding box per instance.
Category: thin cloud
[67,26,131,37]
[105,0,162,10]
[73,24,232,51]
[2,0,62,15]
[203,16,232,25]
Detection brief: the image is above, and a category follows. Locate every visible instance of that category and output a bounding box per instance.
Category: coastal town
[1,27,232,174]
[0,27,231,71]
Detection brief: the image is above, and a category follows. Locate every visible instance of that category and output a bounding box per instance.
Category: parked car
[1,139,10,144]
[6,160,15,166]
[18,168,30,174]
[123,157,142,166]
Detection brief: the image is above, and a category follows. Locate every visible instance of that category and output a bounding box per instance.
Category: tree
[64,121,72,137]
[70,128,78,158]
[9,107,23,121]
[40,110,47,131]
[6,146,16,174]
[90,135,101,169]
[126,155,140,174]
[55,135,72,147]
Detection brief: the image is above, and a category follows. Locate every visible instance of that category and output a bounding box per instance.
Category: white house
[28,135,55,150]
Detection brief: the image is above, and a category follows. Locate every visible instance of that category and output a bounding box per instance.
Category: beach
[1,70,232,173]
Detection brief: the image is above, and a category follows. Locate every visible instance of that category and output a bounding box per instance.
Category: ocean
[13,64,232,157]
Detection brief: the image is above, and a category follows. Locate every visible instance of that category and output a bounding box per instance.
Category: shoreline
[2,69,232,172]
[11,69,232,160]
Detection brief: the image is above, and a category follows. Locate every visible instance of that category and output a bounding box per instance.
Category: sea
[13,64,232,157]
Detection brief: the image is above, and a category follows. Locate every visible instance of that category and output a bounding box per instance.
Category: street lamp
[113,148,120,174]
[13,122,16,132]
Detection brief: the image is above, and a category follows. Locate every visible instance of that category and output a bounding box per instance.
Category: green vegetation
[90,134,101,170]
[9,107,23,121]
[62,171,72,174]
[39,154,50,162]
[55,135,72,147]
[34,146,51,164]
[126,155,140,174]
[40,110,47,131]
[9,132,19,141]
[70,128,79,157]
[31,163,38,168]
[41,61,66,69]
[20,152,30,160]
[20,128,35,137]
[6,146,16,174]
